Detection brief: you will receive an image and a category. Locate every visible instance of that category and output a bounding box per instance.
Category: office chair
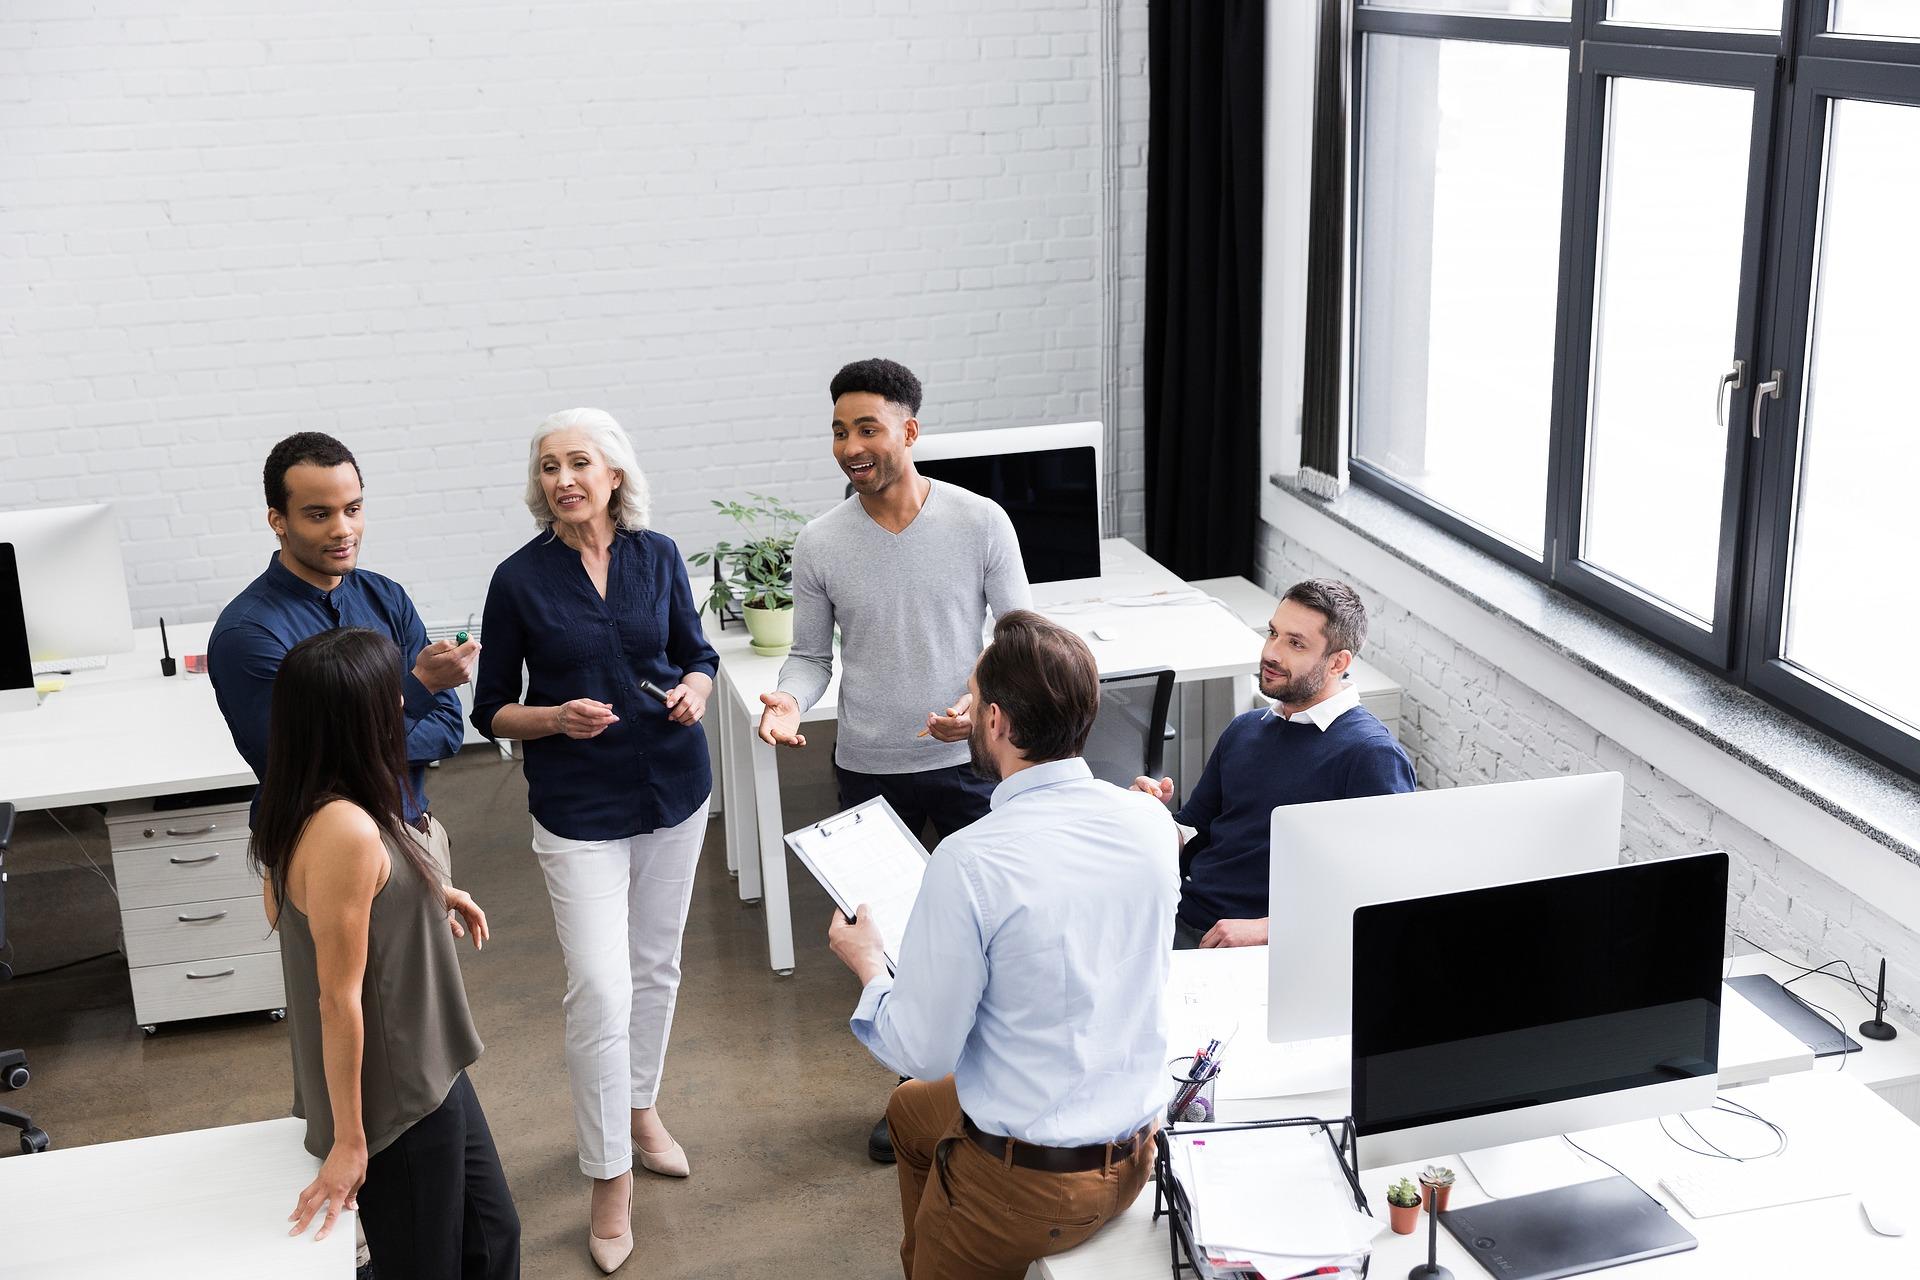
[1085,667,1176,791]
[1,802,50,1153]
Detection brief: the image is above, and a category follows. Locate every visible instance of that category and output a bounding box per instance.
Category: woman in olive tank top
[251,627,520,1279]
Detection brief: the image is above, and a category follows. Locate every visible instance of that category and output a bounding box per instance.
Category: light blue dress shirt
[851,757,1180,1147]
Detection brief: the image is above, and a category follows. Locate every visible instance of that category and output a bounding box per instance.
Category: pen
[158,617,177,677]
[639,679,671,703]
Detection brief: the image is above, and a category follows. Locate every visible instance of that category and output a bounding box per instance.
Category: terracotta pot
[1388,1196,1422,1235]
[1424,1182,1452,1215]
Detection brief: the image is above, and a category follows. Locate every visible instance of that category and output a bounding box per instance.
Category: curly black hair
[264,432,362,512]
[829,357,923,416]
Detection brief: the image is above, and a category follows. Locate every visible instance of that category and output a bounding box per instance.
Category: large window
[1345,0,1920,777]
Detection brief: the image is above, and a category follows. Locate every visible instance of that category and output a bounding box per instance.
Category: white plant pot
[743,603,794,657]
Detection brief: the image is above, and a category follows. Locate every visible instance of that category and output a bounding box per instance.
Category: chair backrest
[1083,667,1175,788]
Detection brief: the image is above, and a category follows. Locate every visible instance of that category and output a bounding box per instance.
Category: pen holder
[1167,1056,1219,1125]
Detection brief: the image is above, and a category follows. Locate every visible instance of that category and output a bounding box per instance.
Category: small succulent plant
[1388,1177,1421,1208]
[1421,1164,1457,1188]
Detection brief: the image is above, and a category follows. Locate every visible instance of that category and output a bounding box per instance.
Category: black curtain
[1299,0,1348,496]
[1144,0,1266,579]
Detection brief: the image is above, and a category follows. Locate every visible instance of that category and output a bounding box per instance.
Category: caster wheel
[269,1008,286,1022]
[742,897,762,907]
[141,1025,158,1036]
[775,968,794,977]
[20,1127,49,1154]
[4,1064,28,1090]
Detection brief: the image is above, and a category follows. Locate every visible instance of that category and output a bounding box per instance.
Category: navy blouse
[472,528,719,841]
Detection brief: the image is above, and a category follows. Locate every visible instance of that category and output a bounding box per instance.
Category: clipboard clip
[815,810,864,838]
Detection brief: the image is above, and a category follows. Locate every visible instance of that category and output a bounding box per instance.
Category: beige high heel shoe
[588,1175,633,1274]
[635,1136,690,1178]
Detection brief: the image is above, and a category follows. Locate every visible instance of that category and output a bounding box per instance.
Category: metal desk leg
[710,670,727,834]
[750,735,796,974]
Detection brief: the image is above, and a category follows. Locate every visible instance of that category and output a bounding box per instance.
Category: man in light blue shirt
[829,609,1179,1278]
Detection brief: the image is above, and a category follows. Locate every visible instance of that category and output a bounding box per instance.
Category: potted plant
[1420,1164,1456,1215]
[689,494,808,657]
[1386,1176,1422,1235]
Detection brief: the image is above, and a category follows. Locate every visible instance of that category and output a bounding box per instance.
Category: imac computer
[1350,852,1727,1276]
[914,421,1102,585]
[1267,772,1626,1043]
[0,503,135,678]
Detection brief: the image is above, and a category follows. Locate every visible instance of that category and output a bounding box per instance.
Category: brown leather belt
[960,1114,1153,1174]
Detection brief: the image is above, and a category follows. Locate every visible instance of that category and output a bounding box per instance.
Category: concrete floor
[1,730,919,1279]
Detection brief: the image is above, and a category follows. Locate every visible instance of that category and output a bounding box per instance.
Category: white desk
[2,622,252,811]
[1040,946,1840,1280]
[706,538,1262,973]
[0,1116,354,1278]
[1726,950,1920,1121]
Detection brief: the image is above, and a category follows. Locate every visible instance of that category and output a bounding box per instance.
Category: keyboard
[30,654,109,675]
[1659,1163,1851,1218]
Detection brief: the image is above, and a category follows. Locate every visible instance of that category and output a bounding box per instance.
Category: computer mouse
[1091,627,1118,642]
[1862,1195,1907,1237]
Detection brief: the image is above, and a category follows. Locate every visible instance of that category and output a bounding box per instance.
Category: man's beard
[1260,659,1329,706]
[968,719,1000,783]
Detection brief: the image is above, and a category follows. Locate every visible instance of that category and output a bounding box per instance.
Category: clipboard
[784,797,930,971]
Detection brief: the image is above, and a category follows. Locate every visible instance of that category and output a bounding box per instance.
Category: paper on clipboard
[785,797,930,970]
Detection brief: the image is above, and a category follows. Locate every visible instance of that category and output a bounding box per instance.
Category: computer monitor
[1267,772,1625,1042]
[0,503,135,668]
[0,545,35,713]
[1349,851,1727,1168]
[914,421,1102,585]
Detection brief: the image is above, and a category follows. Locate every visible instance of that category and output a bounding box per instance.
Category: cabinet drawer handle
[176,910,229,923]
[185,968,235,980]
[168,852,222,866]
[144,824,220,838]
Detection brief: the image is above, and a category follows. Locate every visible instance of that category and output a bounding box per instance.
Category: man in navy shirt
[209,433,477,827]
[1134,578,1415,949]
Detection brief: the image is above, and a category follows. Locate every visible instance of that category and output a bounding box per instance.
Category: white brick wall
[1,0,1150,625]
[1256,519,1920,1029]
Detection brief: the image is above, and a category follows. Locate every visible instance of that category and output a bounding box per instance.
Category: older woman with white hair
[471,408,717,1273]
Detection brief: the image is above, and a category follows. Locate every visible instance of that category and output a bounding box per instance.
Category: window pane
[1781,99,1920,731]
[1829,1,1920,38]
[1580,79,1753,625]
[1364,0,1570,15]
[1608,0,1780,30]
[1353,36,1568,554]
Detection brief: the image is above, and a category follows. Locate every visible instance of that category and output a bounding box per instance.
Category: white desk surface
[2,621,254,811]
[1042,946,1839,1279]
[1044,1070,1917,1280]
[704,537,1261,973]
[0,1116,353,1278]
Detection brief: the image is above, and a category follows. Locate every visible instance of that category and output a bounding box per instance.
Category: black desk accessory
[1152,1114,1373,1278]
[1727,972,1863,1056]
[1860,958,1900,1042]
[158,616,176,677]
[1410,1172,1453,1280]
[638,679,671,703]
[1441,1176,1695,1280]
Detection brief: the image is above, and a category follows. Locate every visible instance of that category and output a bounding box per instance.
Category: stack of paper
[1165,1125,1383,1279]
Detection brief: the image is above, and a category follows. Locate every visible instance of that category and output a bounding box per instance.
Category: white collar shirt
[849,757,1180,1146]
[1264,678,1361,731]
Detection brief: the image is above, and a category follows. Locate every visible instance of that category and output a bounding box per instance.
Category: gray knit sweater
[776,481,1031,774]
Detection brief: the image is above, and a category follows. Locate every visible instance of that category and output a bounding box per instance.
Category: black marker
[638,679,672,703]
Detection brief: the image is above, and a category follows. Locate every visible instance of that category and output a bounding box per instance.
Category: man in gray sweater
[757,357,1031,1160]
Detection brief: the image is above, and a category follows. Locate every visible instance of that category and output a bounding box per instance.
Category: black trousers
[835,761,994,848]
[358,1072,520,1280]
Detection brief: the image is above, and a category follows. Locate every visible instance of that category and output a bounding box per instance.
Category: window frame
[1340,0,1920,781]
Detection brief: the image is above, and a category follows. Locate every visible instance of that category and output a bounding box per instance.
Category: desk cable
[1731,931,1884,1073]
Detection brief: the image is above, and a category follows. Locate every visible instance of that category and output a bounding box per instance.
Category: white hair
[524,407,651,532]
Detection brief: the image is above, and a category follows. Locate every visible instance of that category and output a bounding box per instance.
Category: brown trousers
[886,1076,1155,1280]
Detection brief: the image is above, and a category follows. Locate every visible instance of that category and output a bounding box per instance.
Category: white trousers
[532,800,710,1179]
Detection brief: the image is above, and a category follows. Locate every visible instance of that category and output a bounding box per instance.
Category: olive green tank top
[277,817,483,1159]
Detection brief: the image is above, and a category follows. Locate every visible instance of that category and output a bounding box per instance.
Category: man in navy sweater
[1133,578,1415,948]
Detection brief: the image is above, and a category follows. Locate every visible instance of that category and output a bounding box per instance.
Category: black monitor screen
[1350,853,1727,1137]
[917,446,1100,584]
[0,544,32,692]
